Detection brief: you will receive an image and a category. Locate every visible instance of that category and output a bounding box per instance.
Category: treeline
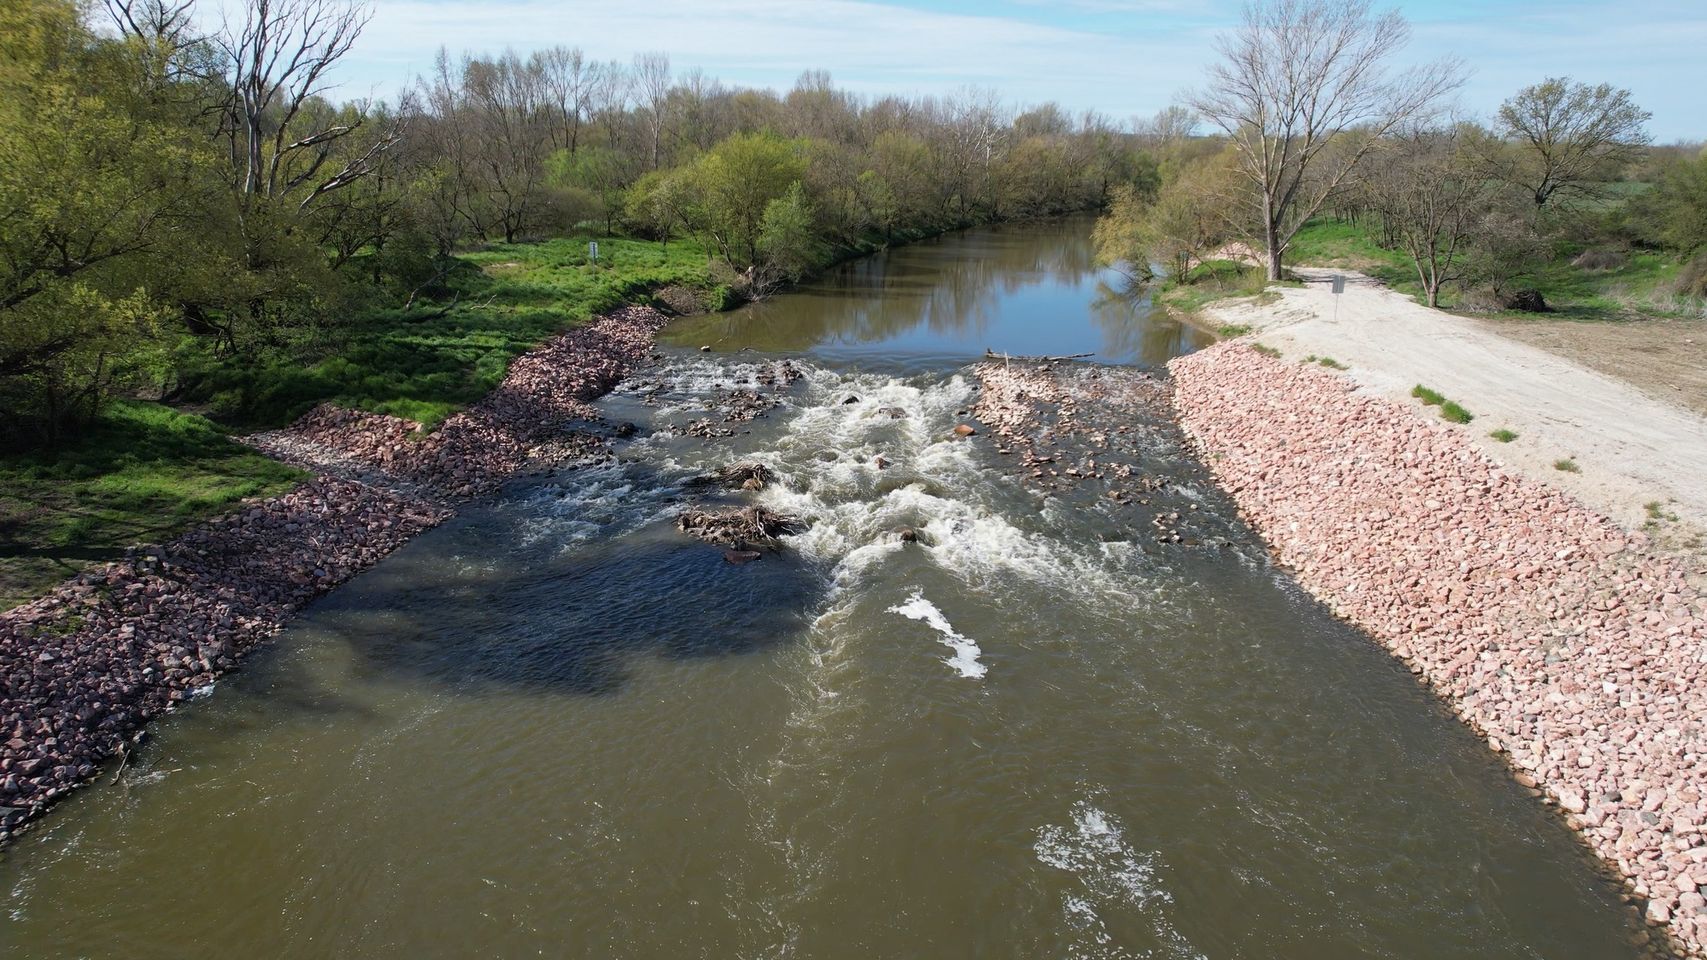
[1096,0,1707,313]
[1,0,1161,445]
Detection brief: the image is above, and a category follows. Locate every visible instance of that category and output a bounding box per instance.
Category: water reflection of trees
[1088,277,1212,366]
[666,218,1156,355]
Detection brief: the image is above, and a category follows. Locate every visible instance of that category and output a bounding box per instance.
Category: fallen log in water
[984,348,1095,363]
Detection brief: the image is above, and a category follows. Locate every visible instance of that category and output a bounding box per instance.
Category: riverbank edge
[0,306,671,842]
[1170,341,1707,957]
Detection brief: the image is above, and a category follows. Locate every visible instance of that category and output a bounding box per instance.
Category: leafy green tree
[1094,150,1238,282]
[549,146,629,233]
[1652,149,1707,255]
[757,182,824,286]
[0,0,190,440]
[675,132,809,270]
[623,170,688,250]
[1091,186,1155,280]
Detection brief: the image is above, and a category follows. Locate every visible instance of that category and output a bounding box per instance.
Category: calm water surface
[0,219,1651,959]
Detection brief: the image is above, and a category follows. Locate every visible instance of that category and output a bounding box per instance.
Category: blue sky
[327,0,1706,141]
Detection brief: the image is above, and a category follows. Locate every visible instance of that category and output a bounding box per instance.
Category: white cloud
[283,0,1704,140]
[331,0,1214,121]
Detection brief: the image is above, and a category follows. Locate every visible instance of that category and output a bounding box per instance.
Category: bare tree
[1364,125,1491,307]
[215,0,401,209]
[633,51,671,169]
[1190,0,1462,279]
[104,0,198,78]
[537,46,593,154]
[460,49,553,241]
[1132,105,1197,148]
[588,59,631,152]
[1487,77,1652,210]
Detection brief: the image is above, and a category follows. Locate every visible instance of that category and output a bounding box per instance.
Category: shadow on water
[294,464,829,698]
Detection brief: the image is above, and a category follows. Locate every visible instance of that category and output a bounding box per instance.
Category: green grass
[1643,500,1679,529]
[1216,323,1253,337]
[1159,259,1271,314]
[1489,428,1519,443]
[1554,458,1581,473]
[1250,343,1282,358]
[1304,354,1348,370]
[0,401,306,608]
[1412,384,1446,406]
[1411,384,1473,423]
[179,235,714,430]
[1502,250,1700,321]
[1287,218,1702,320]
[3,233,713,608]
[1286,221,1416,289]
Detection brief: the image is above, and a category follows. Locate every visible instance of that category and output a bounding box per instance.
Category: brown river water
[0,218,1655,958]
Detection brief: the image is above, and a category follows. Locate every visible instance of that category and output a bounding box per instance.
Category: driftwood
[984,348,1095,363]
[676,505,805,546]
[688,462,774,490]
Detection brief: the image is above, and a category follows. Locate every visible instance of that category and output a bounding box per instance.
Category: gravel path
[1199,271,1707,559]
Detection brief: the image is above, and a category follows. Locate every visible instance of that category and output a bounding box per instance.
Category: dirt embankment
[1172,342,1707,957]
[0,306,670,840]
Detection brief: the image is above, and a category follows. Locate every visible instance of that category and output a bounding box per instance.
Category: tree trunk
[1264,219,1283,281]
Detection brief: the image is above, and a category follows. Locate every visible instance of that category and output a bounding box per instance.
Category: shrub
[1412,384,1445,405]
[1554,458,1581,473]
[1672,252,1707,299]
[1440,400,1474,423]
[1489,428,1518,442]
[1570,247,1628,272]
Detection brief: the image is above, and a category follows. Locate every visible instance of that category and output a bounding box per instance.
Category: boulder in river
[953,424,977,437]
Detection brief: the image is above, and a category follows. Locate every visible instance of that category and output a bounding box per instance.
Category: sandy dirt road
[1200,269,1707,560]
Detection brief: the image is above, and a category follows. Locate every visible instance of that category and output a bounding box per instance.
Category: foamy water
[886,592,987,679]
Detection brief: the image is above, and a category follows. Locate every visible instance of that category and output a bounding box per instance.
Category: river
[0,218,1652,958]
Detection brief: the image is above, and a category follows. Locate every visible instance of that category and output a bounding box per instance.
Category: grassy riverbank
[175,236,714,430]
[1155,259,1288,322]
[1157,220,1703,325]
[0,235,713,608]
[0,402,306,609]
